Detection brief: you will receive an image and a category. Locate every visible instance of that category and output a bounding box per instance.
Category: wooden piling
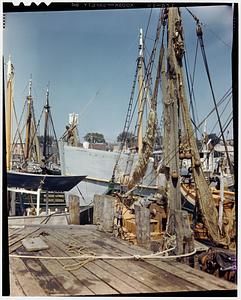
[169,209,194,257]
[69,195,80,225]
[93,194,115,232]
[135,204,150,249]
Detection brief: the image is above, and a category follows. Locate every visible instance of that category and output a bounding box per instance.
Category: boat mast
[6,56,14,171]
[137,28,144,155]
[170,8,229,246]
[43,87,50,163]
[162,8,183,243]
[24,78,33,161]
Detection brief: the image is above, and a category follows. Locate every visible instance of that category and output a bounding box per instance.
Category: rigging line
[78,89,101,119]
[134,95,233,193]
[218,114,233,141]
[143,116,233,195]
[195,114,233,172]
[144,7,153,42]
[183,51,197,137]
[185,6,231,48]
[146,89,232,187]
[202,23,232,49]
[195,88,232,132]
[136,116,232,194]
[11,101,25,157]
[113,9,164,175]
[12,95,28,145]
[187,89,231,137]
[133,21,165,145]
[27,107,44,160]
[210,95,233,133]
[197,29,232,172]
[48,111,60,159]
[183,38,200,126]
[191,39,200,125]
[180,12,199,128]
[195,118,233,171]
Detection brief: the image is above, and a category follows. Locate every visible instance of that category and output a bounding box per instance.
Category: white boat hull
[59,142,161,205]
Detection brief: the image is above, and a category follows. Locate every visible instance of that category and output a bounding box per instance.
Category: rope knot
[134,254,141,260]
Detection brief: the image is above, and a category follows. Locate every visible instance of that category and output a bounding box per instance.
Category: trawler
[60,6,235,251]
[4,6,236,297]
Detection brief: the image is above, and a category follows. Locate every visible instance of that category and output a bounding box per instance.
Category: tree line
[83,131,221,148]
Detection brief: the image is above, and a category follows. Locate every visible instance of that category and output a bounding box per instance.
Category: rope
[9,247,197,260]
[10,245,198,261]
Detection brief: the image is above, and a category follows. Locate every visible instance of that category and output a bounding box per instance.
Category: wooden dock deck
[8,224,237,296]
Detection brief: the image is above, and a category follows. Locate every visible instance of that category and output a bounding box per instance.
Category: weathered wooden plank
[55,228,201,292]
[42,232,118,295]
[11,224,236,293]
[94,260,154,293]
[9,227,41,247]
[83,261,138,294]
[96,243,202,292]
[79,232,203,292]
[10,257,47,296]
[48,230,137,294]
[12,243,72,296]
[82,226,237,290]
[10,268,26,296]
[8,226,25,238]
[9,228,43,254]
[37,242,94,296]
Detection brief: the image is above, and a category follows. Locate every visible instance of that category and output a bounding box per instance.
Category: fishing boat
[3,7,236,296]
[5,57,87,216]
[63,6,235,251]
[59,28,165,205]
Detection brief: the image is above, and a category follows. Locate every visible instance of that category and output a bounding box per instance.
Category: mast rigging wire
[197,24,232,173]
[112,9,164,180]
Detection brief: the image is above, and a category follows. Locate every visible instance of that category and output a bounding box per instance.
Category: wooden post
[135,203,150,249]
[69,194,80,225]
[174,209,194,256]
[9,191,16,216]
[36,188,41,216]
[93,194,115,232]
[45,192,49,216]
[93,194,102,225]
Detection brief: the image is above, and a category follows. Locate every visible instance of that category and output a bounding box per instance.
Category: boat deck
[8,224,236,296]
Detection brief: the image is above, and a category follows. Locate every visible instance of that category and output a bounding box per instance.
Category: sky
[3,4,233,143]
